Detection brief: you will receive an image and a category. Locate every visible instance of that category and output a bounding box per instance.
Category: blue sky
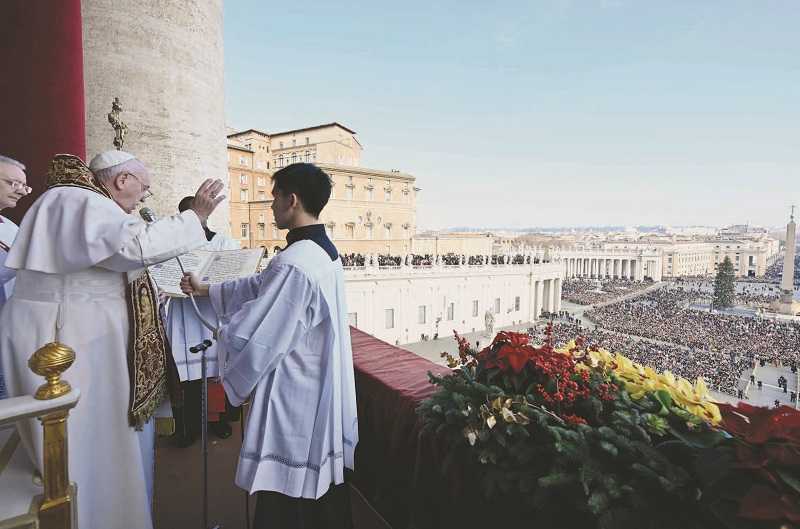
[224,1,799,230]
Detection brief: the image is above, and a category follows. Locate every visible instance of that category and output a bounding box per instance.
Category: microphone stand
[142,209,247,528]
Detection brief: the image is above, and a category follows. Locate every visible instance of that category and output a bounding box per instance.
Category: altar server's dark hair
[271,163,332,218]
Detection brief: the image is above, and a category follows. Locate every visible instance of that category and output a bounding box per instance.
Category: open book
[149,248,266,297]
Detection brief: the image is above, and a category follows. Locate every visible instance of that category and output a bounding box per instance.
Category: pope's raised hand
[191,178,226,222]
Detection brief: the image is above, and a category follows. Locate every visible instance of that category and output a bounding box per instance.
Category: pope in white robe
[0,153,29,399]
[182,163,357,528]
[0,151,225,529]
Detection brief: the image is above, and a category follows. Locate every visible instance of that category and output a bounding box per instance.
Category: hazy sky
[224,1,799,230]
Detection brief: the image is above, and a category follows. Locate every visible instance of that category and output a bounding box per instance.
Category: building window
[266,145,269,153]
[291,152,298,164]
[305,137,310,145]
[257,223,265,239]
[366,225,373,240]
[258,191,266,200]
[447,302,455,321]
[279,142,284,149]
[239,156,246,166]
[384,225,391,239]
[472,300,479,317]
[418,305,426,324]
[271,224,278,239]
[346,187,353,200]
[515,296,520,312]
[385,189,391,201]
[348,312,358,328]
[277,154,284,167]
[367,188,374,201]
[240,174,248,185]
[240,190,247,202]
[384,309,394,329]
[494,298,501,314]
[345,224,354,239]
[304,151,310,162]
[257,176,265,186]
[292,139,296,147]
[241,223,249,239]
[310,152,316,163]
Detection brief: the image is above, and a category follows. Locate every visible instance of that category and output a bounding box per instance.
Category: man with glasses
[0,154,30,399]
[0,150,225,529]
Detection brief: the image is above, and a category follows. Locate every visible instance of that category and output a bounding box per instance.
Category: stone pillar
[781,217,797,294]
[535,280,544,319]
[82,0,229,233]
[553,278,562,313]
[542,280,551,313]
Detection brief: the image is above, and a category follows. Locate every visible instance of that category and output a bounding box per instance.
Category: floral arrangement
[417,326,800,529]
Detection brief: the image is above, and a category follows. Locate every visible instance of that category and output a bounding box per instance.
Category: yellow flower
[562,343,722,425]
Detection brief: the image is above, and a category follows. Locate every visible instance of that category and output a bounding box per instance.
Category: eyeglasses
[125,172,154,202]
[1,178,32,195]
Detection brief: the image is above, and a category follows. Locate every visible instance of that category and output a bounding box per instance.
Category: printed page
[149,251,209,297]
[197,248,265,285]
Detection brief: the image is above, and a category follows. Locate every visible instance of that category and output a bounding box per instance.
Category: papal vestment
[0,156,207,529]
[209,231,358,500]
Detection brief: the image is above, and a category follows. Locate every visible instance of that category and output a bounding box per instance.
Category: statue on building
[107,97,128,150]
[484,309,495,337]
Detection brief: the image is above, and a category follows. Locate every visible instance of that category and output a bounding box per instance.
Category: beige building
[227,123,419,253]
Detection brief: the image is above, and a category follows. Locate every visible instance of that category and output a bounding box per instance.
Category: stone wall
[82,0,228,232]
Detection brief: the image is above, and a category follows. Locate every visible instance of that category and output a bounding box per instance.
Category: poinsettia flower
[496,343,532,373]
[719,402,800,444]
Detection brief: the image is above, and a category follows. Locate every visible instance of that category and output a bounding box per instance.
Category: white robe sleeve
[208,272,264,324]
[213,264,314,406]
[97,210,207,272]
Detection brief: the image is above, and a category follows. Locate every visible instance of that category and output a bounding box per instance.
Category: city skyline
[224,1,799,230]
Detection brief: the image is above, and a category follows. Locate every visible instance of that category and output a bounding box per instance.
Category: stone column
[553,278,562,313]
[535,280,544,319]
[781,217,797,295]
[543,280,551,313]
[82,0,229,233]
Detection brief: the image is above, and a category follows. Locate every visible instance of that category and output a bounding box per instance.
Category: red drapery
[0,0,86,224]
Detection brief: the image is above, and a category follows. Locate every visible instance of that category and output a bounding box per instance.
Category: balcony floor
[153,413,387,529]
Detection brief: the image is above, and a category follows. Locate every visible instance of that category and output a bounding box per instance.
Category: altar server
[181,163,357,529]
[167,195,240,444]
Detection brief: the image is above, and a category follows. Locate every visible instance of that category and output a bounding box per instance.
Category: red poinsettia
[713,402,800,524]
[718,402,800,445]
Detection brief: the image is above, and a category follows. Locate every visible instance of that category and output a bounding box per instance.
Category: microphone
[139,207,157,223]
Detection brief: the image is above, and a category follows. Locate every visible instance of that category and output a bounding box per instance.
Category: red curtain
[0,0,86,224]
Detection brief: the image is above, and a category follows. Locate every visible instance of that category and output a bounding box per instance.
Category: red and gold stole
[46,154,177,428]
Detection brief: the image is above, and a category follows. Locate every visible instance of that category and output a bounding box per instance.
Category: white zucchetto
[89,150,136,171]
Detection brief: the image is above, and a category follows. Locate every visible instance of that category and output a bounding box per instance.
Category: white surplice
[166,233,240,381]
[0,186,207,529]
[209,239,358,499]
[0,214,19,399]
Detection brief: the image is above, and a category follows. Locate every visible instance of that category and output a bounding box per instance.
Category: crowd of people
[339,252,537,268]
[532,323,751,395]
[765,252,800,285]
[561,278,652,306]
[340,253,366,267]
[584,288,800,369]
